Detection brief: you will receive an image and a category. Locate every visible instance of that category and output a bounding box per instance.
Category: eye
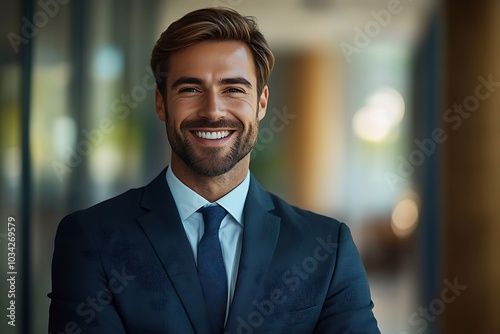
[179,87,199,93]
[225,87,245,94]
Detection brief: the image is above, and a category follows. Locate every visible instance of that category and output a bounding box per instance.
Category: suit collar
[138,168,211,334]
[225,175,281,330]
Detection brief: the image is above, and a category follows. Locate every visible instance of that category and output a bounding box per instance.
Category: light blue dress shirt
[165,166,250,317]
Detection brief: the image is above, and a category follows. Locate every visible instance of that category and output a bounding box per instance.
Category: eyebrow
[170,77,204,90]
[219,77,253,88]
[170,76,253,90]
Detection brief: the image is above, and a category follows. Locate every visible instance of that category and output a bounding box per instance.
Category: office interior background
[1,0,499,333]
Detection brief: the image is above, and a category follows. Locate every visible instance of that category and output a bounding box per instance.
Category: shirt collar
[165,165,250,225]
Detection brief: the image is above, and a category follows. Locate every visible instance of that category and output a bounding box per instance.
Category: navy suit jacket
[49,169,380,333]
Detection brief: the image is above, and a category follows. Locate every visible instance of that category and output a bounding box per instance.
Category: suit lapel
[137,169,210,334]
[225,176,281,331]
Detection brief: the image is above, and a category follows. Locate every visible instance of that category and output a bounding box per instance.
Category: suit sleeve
[314,223,380,333]
[48,213,126,333]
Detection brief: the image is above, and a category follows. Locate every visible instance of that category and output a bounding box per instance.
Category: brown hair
[150,7,274,97]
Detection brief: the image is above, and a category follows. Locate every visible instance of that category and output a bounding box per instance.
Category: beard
[166,114,259,177]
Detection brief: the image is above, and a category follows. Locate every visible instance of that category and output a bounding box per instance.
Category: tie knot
[199,205,227,230]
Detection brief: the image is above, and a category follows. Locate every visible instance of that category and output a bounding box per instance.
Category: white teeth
[195,131,231,140]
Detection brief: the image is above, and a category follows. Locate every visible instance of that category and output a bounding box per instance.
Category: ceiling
[159,0,435,51]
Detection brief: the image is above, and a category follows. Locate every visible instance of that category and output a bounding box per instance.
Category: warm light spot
[353,106,394,142]
[391,198,419,237]
[352,87,405,143]
[368,87,405,125]
[90,146,122,183]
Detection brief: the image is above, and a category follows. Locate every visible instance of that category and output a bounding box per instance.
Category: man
[49,7,380,334]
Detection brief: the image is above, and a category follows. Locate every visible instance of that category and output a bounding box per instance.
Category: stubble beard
[166,114,259,177]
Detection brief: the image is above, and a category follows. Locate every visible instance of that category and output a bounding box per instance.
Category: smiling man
[49,7,380,334]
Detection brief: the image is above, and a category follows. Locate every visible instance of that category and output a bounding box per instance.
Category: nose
[198,89,225,120]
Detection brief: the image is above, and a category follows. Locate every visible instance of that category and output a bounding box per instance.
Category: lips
[194,131,232,140]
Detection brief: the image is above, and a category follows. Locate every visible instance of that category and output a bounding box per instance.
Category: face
[155,41,269,177]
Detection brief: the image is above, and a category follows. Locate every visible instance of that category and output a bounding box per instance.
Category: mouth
[189,129,236,147]
[193,130,233,140]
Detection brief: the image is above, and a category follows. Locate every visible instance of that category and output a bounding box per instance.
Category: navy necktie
[197,205,228,333]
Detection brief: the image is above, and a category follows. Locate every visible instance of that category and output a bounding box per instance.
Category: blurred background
[1,0,499,333]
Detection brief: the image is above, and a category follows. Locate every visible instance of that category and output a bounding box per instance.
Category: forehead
[167,41,256,83]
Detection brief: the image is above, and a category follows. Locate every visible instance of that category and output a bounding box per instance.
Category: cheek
[167,100,195,126]
[229,100,258,121]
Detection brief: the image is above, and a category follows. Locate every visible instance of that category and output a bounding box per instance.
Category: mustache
[180,119,242,130]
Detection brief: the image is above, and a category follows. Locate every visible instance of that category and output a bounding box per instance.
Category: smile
[194,131,232,140]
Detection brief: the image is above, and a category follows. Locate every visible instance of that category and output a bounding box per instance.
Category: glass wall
[29,0,168,331]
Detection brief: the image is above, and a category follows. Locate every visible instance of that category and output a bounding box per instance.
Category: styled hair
[150,7,274,97]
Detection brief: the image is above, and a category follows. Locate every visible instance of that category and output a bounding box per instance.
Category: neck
[170,154,250,202]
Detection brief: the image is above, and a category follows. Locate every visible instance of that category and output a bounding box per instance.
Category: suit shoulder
[60,186,146,226]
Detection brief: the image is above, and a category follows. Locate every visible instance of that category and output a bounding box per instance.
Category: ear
[257,85,269,121]
[155,89,166,121]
